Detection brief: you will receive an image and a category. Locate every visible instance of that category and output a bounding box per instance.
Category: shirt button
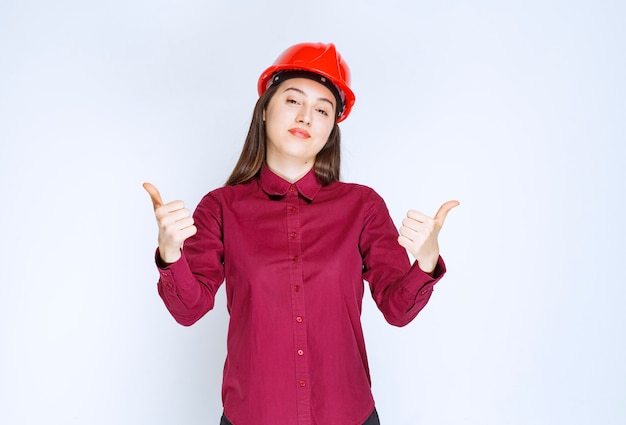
[294,285,301,292]
[297,349,304,356]
[166,282,173,289]
[289,206,296,212]
[299,380,306,387]
[290,232,297,239]
[296,316,303,323]
[289,185,296,192]
[292,256,299,262]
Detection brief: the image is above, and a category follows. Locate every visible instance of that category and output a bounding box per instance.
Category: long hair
[225,84,342,186]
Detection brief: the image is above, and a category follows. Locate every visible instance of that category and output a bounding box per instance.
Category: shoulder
[194,179,258,215]
[201,179,258,202]
[323,180,389,212]
[328,180,384,200]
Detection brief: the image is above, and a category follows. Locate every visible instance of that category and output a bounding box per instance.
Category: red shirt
[156,165,446,425]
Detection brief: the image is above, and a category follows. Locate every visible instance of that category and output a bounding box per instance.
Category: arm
[144,183,225,326]
[360,191,457,327]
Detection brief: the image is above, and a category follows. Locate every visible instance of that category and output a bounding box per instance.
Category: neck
[265,159,313,183]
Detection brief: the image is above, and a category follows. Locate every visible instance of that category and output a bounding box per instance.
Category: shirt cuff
[154,248,195,292]
[404,255,447,298]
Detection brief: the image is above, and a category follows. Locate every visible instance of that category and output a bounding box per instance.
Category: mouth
[288,128,311,139]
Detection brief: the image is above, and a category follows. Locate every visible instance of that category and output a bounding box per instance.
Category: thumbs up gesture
[397,200,459,274]
[143,182,198,264]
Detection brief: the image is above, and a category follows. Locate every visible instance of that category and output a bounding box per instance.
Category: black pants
[220,408,380,425]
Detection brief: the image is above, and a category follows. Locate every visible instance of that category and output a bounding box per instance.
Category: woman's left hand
[398,200,460,274]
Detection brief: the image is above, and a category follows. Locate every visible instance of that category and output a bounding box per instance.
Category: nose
[296,107,311,126]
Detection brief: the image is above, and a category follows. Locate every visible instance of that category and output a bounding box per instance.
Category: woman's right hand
[143,182,197,264]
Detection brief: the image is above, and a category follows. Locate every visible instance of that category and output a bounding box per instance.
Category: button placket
[286,190,311,423]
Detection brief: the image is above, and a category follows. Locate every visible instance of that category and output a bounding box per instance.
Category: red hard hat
[258,42,356,122]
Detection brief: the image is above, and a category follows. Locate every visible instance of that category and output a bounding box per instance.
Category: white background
[1,0,625,424]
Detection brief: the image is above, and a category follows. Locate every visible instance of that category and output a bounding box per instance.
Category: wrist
[158,247,181,266]
[417,258,437,275]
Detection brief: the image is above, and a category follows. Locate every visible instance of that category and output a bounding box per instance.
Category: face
[263,78,336,176]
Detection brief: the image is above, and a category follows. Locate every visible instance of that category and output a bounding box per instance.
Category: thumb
[143,182,163,210]
[434,200,460,224]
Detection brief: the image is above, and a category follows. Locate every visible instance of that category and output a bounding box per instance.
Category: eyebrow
[282,87,335,110]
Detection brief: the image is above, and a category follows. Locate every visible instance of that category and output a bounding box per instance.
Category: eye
[286,98,300,105]
[316,108,329,117]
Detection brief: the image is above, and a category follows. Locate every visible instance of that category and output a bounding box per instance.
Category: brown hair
[225,84,342,186]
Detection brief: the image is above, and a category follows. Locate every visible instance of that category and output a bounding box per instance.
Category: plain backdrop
[1,0,625,424]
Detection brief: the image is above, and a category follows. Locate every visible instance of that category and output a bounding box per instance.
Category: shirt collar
[259,164,322,201]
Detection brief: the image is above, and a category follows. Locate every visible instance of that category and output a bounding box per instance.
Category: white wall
[1,1,624,424]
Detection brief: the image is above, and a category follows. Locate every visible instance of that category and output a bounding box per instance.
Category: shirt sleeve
[360,189,446,327]
[155,192,225,326]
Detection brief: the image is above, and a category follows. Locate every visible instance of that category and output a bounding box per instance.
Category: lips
[288,128,311,139]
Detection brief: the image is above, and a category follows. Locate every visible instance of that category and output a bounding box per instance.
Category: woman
[144,42,458,425]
